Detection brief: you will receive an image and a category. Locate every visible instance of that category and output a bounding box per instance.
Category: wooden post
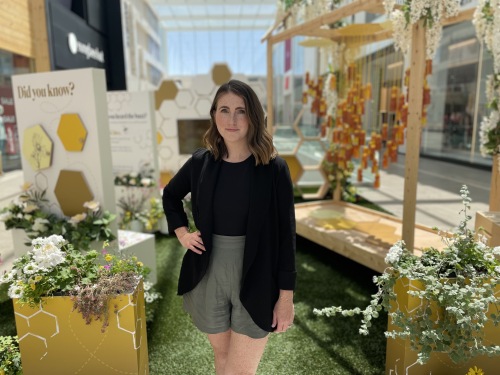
[29,0,51,72]
[402,20,426,252]
[266,39,274,129]
[490,155,500,211]
[333,172,342,201]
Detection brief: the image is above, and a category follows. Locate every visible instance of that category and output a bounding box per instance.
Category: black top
[213,157,252,236]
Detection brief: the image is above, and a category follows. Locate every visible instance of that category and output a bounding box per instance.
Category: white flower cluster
[1,235,68,299]
[479,110,500,156]
[385,240,405,265]
[474,1,500,156]
[474,0,500,73]
[30,235,67,271]
[384,0,460,59]
[143,281,162,304]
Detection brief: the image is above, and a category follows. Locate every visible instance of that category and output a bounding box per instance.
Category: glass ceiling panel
[169,7,191,16]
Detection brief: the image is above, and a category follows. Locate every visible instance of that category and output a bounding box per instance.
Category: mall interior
[0,1,499,374]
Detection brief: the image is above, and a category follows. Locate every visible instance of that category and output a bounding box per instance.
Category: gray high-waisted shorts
[183,234,268,339]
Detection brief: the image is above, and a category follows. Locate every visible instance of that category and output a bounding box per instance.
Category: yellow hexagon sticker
[22,124,53,171]
[211,64,232,86]
[54,170,94,216]
[57,114,88,151]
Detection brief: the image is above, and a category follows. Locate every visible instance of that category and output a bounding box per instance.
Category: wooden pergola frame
[262,0,477,251]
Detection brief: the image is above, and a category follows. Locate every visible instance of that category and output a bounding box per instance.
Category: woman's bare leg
[208,330,232,375]
[224,330,269,375]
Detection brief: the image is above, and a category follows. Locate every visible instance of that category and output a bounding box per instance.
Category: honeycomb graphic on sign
[54,170,93,217]
[117,294,143,350]
[57,113,88,151]
[15,306,59,360]
[22,124,53,171]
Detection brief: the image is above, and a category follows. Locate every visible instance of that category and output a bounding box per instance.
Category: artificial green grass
[0,234,387,374]
[147,234,386,375]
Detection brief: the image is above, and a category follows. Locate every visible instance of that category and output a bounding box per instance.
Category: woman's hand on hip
[176,228,205,255]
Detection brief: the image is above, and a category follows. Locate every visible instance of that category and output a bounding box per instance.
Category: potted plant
[116,191,149,232]
[0,235,150,375]
[314,185,500,374]
[0,183,117,253]
[140,198,164,233]
[0,336,22,375]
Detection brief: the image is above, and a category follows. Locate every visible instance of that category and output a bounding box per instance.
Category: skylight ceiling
[150,0,278,31]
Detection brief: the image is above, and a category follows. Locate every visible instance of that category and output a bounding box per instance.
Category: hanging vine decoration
[384,0,461,59]
[473,0,500,157]
[278,0,342,26]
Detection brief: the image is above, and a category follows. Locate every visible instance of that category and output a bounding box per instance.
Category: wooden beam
[402,20,426,253]
[29,0,51,71]
[490,155,500,211]
[266,40,274,129]
[261,10,291,43]
[269,0,385,45]
[442,8,474,26]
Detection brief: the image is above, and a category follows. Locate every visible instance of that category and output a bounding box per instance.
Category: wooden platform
[295,201,445,273]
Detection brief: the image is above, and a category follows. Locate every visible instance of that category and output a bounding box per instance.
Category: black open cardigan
[162,148,297,332]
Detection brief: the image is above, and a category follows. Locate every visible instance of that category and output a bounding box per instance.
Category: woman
[162,79,296,375]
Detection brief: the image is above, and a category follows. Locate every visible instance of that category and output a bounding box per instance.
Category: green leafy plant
[116,188,150,230]
[314,185,500,364]
[0,183,116,251]
[0,336,21,375]
[0,235,149,332]
[140,198,164,232]
[114,163,156,188]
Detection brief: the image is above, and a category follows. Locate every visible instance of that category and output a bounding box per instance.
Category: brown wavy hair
[203,79,277,165]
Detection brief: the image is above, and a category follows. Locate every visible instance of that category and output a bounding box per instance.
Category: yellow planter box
[386,278,500,374]
[13,280,149,375]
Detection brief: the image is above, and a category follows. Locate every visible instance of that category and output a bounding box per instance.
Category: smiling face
[213,92,250,148]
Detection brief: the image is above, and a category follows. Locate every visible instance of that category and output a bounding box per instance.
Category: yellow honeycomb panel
[281,154,304,184]
[155,80,179,110]
[57,114,87,151]
[54,170,94,216]
[22,124,53,171]
[211,64,232,86]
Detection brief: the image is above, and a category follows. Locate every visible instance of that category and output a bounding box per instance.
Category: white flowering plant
[0,182,54,236]
[314,185,500,364]
[0,235,149,331]
[0,183,116,251]
[143,281,162,322]
[474,0,500,157]
[384,0,460,59]
[114,164,156,188]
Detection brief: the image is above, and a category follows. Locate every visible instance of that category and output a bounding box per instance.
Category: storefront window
[0,49,33,172]
[423,20,493,167]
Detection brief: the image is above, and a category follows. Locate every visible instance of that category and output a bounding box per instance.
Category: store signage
[48,1,107,70]
[67,32,105,63]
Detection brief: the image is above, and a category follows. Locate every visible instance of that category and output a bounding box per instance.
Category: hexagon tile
[57,114,88,152]
[54,170,94,216]
[211,63,232,85]
[281,154,304,184]
[155,80,179,110]
[22,124,53,171]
